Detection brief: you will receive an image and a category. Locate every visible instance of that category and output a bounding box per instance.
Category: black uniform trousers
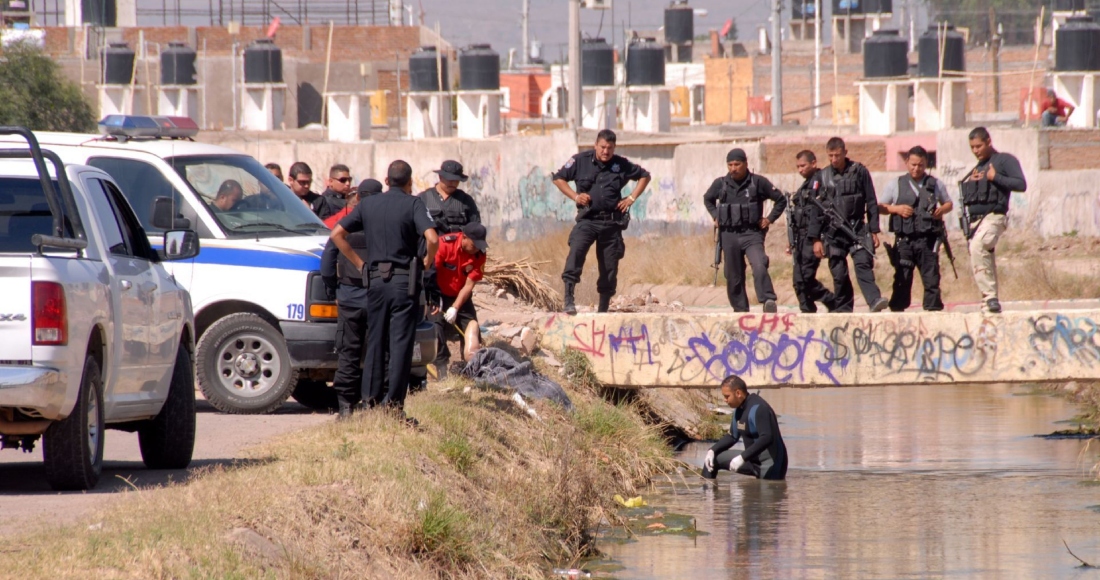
[362,273,417,409]
[827,230,882,313]
[705,448,788,480]
[888,234,944,312]
[792,235,836,313]
[721,228,775,312]
[333,284,369,406]
[562,218,625,296]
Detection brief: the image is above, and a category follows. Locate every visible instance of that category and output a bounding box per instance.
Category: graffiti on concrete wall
[541,311,1100,387]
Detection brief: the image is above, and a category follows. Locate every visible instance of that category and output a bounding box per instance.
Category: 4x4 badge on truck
[0,313,27,321]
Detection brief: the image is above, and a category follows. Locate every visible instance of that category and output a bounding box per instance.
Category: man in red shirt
[434,222,488,371]
[1041,89,1074,127]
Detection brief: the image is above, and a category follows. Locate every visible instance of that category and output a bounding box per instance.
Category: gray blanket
[461,347,574,411]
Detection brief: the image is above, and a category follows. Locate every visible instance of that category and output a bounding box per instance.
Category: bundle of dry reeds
[483,257,561,311]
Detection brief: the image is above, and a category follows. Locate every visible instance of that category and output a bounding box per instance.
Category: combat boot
[563,283,577,315]
[598,294,613,313]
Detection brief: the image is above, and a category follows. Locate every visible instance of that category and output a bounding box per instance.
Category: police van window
[167,155,326,238]
[84,178,130,256]
[0,178,59,253]
[86,156,202,236]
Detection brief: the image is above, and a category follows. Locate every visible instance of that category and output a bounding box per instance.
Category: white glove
[730,455,745,472]
[444,307,458,324]
[704,449,715,472]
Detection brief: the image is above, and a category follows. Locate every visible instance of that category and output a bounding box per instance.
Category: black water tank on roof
[832,0,861,15]
[459,44,500,91]
[582,38,615,86]
[917,25,965,77]
[1054,0,1086,12]
[626,39,665,86]
[100,42,134,85]
[243,38,283,83]
[409,46,448,91]
[1056,16,1100,71]
[863,0,892,14]
[160,42,197,86]
[863,29,908,78]
[664,2,694,44]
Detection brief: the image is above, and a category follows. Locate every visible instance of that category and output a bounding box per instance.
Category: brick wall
[1042,129,1100,171]
[761,138,887,174]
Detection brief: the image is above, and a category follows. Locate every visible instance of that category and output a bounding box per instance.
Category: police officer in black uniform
[419,160,481,234]
[331,161,438,424]
[703,148,786,313]
[554,129,651,314]
[788,150,837,313]
[878,146,954,312]
[702,374,788,481]
[321,179,384,418]
[814,137,889,313]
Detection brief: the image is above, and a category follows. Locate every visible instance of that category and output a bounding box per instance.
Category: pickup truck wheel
[291,379,339,411]
[139,343,197,469]
[196,313,297,414]
[43,356,105,491]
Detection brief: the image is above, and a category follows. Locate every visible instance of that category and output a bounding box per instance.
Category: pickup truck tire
[43,356,105,491]
[291,379,339,411]
[139,344,197,469]
[196,313,297,414]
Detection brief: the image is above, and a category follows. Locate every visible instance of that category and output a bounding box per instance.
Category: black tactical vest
[336,231,369,285]
[716,175,764,230]
[790,178,821,232]
[889,175,942,236]
[423,189,470,234]
[959,153,1009,215]
[821,162,866,222]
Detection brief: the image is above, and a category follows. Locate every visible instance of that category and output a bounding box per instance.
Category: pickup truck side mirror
[160,229,200,261]
[152,197,191,230]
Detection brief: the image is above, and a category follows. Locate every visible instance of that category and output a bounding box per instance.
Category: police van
[4,116,435,414]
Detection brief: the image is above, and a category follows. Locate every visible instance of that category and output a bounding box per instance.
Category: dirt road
[0,399,331,536]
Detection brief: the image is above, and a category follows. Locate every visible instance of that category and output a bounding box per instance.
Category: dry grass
[494,229,1100,307]
[483,257,562,311]
[0,377,675,579]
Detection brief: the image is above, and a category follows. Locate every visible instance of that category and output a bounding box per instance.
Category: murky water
[596,384,1100,579]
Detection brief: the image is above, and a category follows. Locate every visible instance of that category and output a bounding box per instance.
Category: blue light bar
[97,115,200,139]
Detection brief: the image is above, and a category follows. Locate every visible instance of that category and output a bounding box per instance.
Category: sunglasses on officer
[335,176,353,184]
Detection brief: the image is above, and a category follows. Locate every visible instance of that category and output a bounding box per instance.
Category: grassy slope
[0,374,674,579]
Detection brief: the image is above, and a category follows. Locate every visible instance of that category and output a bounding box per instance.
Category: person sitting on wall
[1041,89,1074,128]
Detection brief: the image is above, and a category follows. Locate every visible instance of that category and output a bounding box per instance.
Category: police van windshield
[166,155,328,238]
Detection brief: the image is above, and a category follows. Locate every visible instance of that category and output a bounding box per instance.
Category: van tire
[196,313,297,414]
[291,379,339,411]
[43,356,105,491]
[139,343,196,469]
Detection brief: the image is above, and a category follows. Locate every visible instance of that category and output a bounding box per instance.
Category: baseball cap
[462,222,489,253]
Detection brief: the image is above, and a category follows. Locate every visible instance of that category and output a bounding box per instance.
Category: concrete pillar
[581,87,617,130]
[406,92,453,139]
[63,0,80,26]
[622,87,670,133]
[913,78,969,132]
[97,85,145,117]
[240,84,286,131]
[455,91,503,139]
[158,86,200,122]
[116,0,137,26]
[324,92,372,142]
[857,80,909,136]
[1052,73,1100,129]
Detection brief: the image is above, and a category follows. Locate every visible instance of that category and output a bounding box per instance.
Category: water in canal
[594,384,1100,579]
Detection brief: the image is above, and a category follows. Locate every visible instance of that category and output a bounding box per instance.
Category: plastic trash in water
[613,494,647,508]
[552,569,592,579]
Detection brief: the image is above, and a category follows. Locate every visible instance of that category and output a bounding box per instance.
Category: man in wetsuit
[703,375,788,481]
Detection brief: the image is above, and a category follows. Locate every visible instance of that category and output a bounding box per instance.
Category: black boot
[337,400,354,421]
[563,283,577,315]
[598,294,612,313]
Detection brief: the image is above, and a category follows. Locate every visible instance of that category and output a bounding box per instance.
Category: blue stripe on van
[154,245,320,271]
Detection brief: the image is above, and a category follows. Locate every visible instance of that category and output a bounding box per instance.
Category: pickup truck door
[82,175,156,412]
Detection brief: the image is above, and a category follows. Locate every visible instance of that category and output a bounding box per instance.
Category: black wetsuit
[704,392,788,480]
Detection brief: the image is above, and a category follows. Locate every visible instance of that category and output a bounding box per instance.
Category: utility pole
[771,0,783,126]
[813,0,820,119]
[569,0,583,129]
[522,0,530,66]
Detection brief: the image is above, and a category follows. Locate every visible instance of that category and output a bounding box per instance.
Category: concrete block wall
[537,309,1100,388]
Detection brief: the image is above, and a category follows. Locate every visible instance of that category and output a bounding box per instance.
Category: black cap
[462,222,489,253]
[434,160,469,182]
[726,148,748,163]
[357,178,383,197]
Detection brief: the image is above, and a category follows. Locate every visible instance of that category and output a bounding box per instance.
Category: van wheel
[291,379,339,411]
[196,313,297,414]
[139,343,196,469]
[43,356,105,491]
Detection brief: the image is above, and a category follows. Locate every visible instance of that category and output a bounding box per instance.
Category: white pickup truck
[0,128,199,491]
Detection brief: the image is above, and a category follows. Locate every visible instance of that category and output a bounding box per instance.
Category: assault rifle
[805,194,875,258]
[786,193,805,291]
[711,225,721,286]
